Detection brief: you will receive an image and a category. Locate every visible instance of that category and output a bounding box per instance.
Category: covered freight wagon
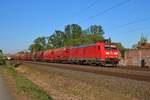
[35,51,44,61]
[43,50,54,62]
[43,47,70,63]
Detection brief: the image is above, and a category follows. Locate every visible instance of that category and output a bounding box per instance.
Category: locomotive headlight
[106,52,109,55]
[114,52,118,55]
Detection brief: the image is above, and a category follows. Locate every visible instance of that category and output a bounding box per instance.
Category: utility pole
[139,50,142,67]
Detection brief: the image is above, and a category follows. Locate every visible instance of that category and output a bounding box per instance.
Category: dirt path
[0,74,14,100]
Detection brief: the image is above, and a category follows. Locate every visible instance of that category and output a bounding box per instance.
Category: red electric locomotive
[69,40,120,66]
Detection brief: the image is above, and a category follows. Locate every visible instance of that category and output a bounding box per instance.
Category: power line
[52,0,131,31]
[105,18,150,39]
[52,0,99,29]
[118,27,150,35]
[107,17,150,32]
[75,0,99,15]
[111,17,150,30]
[78,0,131,24]
[67,0,100,23]
[124,27,150,33]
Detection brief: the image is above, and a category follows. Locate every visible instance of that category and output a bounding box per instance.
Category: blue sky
[0,0,150,53]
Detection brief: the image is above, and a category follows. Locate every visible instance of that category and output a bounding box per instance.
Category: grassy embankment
[0,65,52,100]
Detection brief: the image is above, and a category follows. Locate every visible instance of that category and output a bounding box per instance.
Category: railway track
[12,60,150,82]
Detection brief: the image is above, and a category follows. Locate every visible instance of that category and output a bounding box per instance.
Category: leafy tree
[86,25,104,35]
[116,43,125,58]
[47,24,82,48]
[29,43,44,52]
[34,37,46,47]
[65,34,104,46]
[0,49,5,65]
[47,30,65,48]
[88,34,104,42]
[29,37,47,52]
[132,36,148,49]
[0,49,2,54]
[64,24,82,39]
[138,36,148,46]
[63,24,105,47]
[132,44,138,49]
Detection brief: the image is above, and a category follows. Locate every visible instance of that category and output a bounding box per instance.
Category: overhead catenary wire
[112,27,150,36]
[53,0,131,30]
[109,17,150,30]
[104,17,150,40]
[74,0,99,16]
[51,0,99,27]
[54,0,99,29]
[78,0,131,24]
[105,17,150,38]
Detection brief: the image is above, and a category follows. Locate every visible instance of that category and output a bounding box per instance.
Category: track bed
[12,60,150,82]
[13,62,150,100]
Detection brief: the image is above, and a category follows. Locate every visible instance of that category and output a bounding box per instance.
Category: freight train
[11,40,120,66]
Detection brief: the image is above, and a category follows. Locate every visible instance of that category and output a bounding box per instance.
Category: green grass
[0,65,52,100]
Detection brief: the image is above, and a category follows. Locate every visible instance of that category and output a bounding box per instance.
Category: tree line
[28,24,105,52]
[19,23,125,58]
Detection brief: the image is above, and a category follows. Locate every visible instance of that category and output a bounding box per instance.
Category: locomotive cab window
[105,45,117,50]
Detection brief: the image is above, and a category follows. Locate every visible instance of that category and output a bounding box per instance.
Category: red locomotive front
[96,40,120,66]
[69,40,120,66]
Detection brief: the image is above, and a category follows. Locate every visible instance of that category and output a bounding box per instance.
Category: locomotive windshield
[105,45,117,50]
